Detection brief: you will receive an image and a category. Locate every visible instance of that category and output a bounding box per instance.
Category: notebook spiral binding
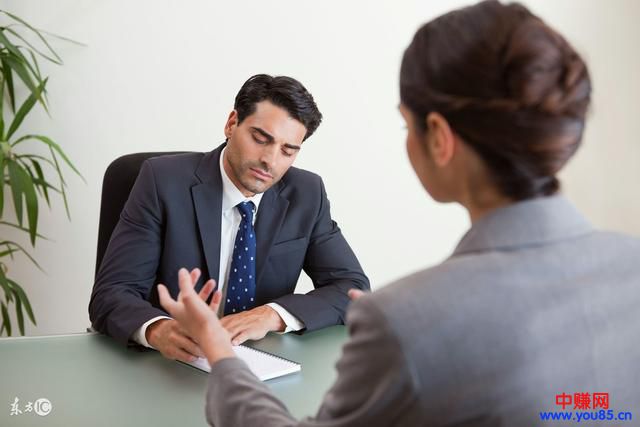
[241,345,301,367]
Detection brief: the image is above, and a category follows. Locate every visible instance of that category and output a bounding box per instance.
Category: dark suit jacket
[89,144,369,345]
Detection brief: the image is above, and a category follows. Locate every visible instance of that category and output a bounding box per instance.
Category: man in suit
[89,74,369,362]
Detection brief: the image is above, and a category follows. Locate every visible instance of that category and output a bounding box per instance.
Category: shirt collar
[219,147,264,213]
[452,194,593,256]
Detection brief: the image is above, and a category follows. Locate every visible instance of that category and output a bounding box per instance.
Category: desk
[0,326,348,426]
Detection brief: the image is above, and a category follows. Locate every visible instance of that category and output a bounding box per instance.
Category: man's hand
[220,305,286,346]
[146,318,204,363]
[149,268,219,363]
[158,268,235,365]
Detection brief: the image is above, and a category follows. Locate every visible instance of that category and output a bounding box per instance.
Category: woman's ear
[425,112,456,167]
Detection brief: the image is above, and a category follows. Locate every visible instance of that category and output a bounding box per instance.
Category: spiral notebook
[186,345,301,381]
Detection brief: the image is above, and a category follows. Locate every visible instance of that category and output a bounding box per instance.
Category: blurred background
[1,0,638,336]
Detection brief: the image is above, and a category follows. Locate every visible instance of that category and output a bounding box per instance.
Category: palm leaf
[1,57,16,113]
[12,288,24,335]
[1,53,47,112]
[0,302,10,336]
[0,240,44,272]
[16,153,56,168]
[1,52,35,92]
[6,160,24,227]
[28,158,50,205]
[0,247,20,257]
[0,266,13,303]
[0,67,4,136]
[0,10,69,59]
[50,148,70,218]
[12,133,83,180]
[0,220,49,240]
[6,77,47,140]
[8,279,35,325]
[0,148,4,217]
[20,163,39,245]
[0,29,46,91]
[16,157,49,200]
[3,27,62,65]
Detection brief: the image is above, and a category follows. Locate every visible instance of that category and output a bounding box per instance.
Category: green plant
[0,10,82,336]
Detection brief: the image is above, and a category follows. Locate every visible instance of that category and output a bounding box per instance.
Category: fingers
[231,330,250,346]
[190,268,201,286]
[198,279,216,302]
[150,320,199,363]
[158,284,177,314]
[163,322,204,362]
[172,347,199,363]
[179,268,216,302]
[219,314,237,331]
[209,288,222,312]
[229,325,267,346]
[174,334,205,359]
[221,315,250,341]
[348,289,366,301]
[178,268,197,295]
[218,311,269,345]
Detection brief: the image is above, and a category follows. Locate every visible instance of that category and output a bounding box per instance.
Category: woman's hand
[158,268,235,365]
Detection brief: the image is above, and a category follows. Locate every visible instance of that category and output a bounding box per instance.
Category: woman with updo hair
[399,0,591,207]
[161,1,640,426]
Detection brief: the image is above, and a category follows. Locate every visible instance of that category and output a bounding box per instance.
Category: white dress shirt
[133,148,304,347]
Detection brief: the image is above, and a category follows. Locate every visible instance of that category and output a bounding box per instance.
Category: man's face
[223,101,307,196]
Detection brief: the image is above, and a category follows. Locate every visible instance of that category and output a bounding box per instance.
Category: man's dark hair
[234,74,323,141]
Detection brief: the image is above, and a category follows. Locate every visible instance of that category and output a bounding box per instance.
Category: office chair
[94,151,188,278]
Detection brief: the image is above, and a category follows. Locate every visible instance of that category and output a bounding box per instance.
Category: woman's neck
[460,178,513,224]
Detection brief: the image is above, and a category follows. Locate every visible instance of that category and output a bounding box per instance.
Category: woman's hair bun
[400,0,592,200]
[503,14,591,118]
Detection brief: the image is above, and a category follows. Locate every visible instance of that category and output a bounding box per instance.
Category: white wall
[1,0,638,336]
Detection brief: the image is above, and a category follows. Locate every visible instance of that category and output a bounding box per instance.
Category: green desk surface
[0,326,348,427]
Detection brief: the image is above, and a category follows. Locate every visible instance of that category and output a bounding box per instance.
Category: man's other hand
[220,305,286,346]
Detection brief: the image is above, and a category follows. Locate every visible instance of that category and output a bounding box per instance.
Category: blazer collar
[191,144,225,283]
[453,194,593,256]
[254,182,289,284]
[194,143,225,184]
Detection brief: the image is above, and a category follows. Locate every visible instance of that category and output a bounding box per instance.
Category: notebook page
[186,345,301,381]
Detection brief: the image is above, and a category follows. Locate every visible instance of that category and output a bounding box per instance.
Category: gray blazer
[204,195,640,426]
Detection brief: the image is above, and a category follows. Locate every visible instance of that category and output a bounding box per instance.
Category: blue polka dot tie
[224,201,257,315]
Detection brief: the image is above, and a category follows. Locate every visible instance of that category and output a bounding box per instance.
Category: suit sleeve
[89,160,167,345]
[205,296,421,427]
[272,177,370,331]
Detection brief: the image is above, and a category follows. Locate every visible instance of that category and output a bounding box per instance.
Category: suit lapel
[255,183,289,284]
[191,146,224,284]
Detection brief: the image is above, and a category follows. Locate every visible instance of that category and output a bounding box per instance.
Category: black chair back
[95,152,188,277]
